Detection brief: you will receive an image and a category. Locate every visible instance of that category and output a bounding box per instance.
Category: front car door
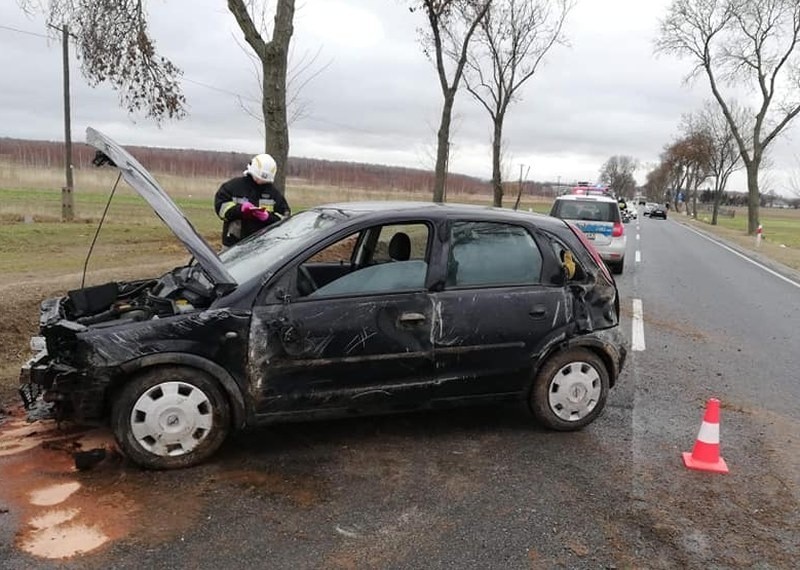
[249,220,437,417]
[431,219,568,400]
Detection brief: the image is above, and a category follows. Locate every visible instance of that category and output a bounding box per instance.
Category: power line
[0,24,49,39]
[2,24,383,137]
[182,77,259,104]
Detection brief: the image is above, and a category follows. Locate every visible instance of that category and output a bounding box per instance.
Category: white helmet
[244,153,277,183]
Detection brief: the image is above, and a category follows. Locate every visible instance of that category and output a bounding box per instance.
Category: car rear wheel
[608,259,624,274]
[530,349,609,431]
[111,366,230,469]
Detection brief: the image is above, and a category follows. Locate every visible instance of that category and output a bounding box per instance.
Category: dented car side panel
[249,292,435,415]
[30,308,252,422]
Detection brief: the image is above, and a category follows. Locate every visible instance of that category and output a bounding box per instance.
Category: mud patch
[21,523,109,559]
[29,481,82,506]
[215,469,323,508]
[619,305,713,343]
[0,406,206,560]
[29,508,79,529]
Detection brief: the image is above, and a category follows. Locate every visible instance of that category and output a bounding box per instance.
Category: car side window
[446,222,542,288]
[306,234,359,264]
[547,236,586,282]
[371,224,428,263]
[299,223,431,299]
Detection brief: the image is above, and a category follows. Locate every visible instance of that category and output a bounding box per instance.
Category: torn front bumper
[19,348,105,420]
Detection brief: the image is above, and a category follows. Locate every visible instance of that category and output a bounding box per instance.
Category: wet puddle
[0,408,142,560]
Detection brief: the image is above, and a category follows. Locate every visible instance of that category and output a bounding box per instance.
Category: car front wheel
[530,349,609,431]
[111,366,231,469]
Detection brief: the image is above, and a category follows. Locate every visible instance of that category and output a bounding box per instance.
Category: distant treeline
[0,137,550,196]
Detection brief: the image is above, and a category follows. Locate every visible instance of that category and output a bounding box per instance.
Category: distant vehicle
[19,128,628,470]
[643,203,658,217]
[650,204,668,219]
[549,194,627,274]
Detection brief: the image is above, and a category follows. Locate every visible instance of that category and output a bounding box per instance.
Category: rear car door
[430,220,567,400]
[250,221,436,416]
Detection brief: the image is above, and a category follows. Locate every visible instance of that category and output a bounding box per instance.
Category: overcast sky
[1,0,799,195]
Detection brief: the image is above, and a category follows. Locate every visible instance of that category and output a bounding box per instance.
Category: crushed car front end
[20,295,101,418]
[19,273,241,422]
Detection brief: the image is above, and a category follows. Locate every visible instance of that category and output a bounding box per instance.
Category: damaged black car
[19,128,627,469]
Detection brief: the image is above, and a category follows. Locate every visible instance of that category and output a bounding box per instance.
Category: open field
[686,206,800,272]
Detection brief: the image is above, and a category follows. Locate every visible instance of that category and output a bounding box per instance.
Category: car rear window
[447,221,542,287]
[551,200,619,223]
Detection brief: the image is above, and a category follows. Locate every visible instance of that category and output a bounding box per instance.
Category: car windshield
[219,208,349,284]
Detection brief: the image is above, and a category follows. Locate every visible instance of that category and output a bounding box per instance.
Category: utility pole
[513,164,530,211]
[49,23,74,221]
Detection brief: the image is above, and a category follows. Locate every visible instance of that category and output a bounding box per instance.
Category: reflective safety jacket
[214,175,291,247]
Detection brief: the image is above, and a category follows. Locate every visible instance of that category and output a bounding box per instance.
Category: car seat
[388,232,411,261]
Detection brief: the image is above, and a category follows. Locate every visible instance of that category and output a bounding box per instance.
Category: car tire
[529,348,609,431]
[111,366,231,470]
[609,259,624,274]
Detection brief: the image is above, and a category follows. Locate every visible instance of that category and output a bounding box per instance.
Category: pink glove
[241,201,269,222]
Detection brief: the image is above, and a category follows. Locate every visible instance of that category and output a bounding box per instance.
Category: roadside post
[756,224,763,247]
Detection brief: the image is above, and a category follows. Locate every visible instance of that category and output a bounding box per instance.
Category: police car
[549,193,627,274]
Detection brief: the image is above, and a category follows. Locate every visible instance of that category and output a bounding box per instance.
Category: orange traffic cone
[682,398,729,474]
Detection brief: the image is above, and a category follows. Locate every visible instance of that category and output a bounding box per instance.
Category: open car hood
[86,127,236,291]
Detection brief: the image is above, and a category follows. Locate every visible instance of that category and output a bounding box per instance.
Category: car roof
[312,201,570,232]
[553,194,618,204]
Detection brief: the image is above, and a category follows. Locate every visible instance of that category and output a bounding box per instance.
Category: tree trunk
[433,91,455,203]
[263,1,294,193]
[491,118,503,207]
[711,179,721,225]
[745,161,760,235]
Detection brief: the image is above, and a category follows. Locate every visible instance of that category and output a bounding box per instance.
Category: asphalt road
[1,209,798,569]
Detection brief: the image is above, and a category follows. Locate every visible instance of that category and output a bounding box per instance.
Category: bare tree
[684,101,745,224]
[599,155,639,198]
[235,38,331,130]
[228,0,295,192]
[657,0,800,234]
[464,0,572,207]
[413,0,492,203]
[660,131,714,216]
[19,0,186,121]
[21,1,297,192]
[644,162,673,202]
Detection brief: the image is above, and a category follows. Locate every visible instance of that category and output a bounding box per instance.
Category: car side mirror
[275,287,292,304]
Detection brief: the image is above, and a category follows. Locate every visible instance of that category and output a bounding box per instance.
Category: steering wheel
[297,265,318,296]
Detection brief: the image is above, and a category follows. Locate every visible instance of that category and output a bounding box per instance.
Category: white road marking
[632,299,645,351]
[636,233,640,240]
[682,224,800,290]
[635,250,641,263]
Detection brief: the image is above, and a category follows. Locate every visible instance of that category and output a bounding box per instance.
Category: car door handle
[529,305,548,319]
[398,312,426,324]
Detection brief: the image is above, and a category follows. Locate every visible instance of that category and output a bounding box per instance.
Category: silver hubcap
[548,361,601,421]
[130,382,214,457]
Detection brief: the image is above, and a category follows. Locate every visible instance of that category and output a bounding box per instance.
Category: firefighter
[214,153,291,247]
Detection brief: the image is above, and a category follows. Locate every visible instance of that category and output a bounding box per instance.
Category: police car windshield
[219,209,349,284]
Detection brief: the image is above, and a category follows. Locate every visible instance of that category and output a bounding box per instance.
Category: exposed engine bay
[63,265,215,327]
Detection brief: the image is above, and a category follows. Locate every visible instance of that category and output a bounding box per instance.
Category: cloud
[0,0,798,194]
